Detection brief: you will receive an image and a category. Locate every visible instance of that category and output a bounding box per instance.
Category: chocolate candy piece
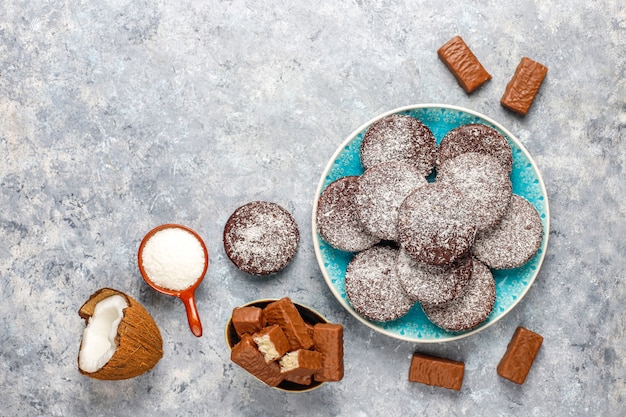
[231,306,266,337]
[437,36,492,94]
[497,326,543,384]
[263,298,314,350]
[409,352,464,391]
[230,334,284,387]
[283,373,313,385]
[279,349,323,378]
[501,57,548,115]
[252,325,290,363]
[313,323,344,382]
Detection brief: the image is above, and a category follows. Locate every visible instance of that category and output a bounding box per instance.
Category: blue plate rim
[311,103,550,343]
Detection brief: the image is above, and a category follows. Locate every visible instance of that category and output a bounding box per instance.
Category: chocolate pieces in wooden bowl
[226,298,344,392]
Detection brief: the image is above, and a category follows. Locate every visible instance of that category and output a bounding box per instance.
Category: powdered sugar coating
[354,161,427,241]
[223,201,300,276]
[397,183,477,266]
[360,114,436,175]
[316,176,380,252]
[437,152,512,231]
[422,259,496,331]
[345,245,415,322]
[396,249,473,306]
[472,195,543,269]
[437,124,513,172]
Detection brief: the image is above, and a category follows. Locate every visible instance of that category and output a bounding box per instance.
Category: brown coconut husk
[78,288,164,380]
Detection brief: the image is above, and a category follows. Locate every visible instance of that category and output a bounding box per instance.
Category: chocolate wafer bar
[313,323,344,382]
[253,324,290,363]
[437,36,492,94]
[284,373,313,386]
[230,334,284,387]
[497,326,543,384]
[263,298,314,350]
[231,306,265,337]
[280,349,323,378]
[409,352,464,391]
[501,57,548,115]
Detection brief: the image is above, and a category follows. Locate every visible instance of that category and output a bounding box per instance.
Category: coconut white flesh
[253,334,280,362]
[279,351,299,372]
[78,295,128,373]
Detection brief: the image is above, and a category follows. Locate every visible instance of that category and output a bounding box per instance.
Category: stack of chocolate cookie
[316,115,543,331]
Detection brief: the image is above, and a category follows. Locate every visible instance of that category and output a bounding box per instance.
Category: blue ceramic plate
[312,104,550,343]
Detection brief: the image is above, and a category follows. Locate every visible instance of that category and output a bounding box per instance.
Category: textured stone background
[1,1,624,416]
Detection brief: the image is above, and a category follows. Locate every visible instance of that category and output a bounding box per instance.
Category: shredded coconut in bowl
[141,227,206,291]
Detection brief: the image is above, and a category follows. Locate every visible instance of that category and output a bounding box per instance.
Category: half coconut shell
[78,288,163,380]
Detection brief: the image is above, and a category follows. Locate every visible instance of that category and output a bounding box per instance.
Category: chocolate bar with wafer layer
[497,326,543,384]
[313,323,344,382]
[501,57,548,115]
[230,334,284,387]
[253,324,290,363]
[231,306,266,337]
[438,36,492,94]
[409,352,464,391]
[280,349,323,378]
[263,298,314,350]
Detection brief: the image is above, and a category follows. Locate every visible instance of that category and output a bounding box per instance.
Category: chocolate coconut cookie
[397,182,477,266]
[223,201,300,275]
[437,152,512,231]
[360,114,436,176]
[316,176,380,252]
[345,245,415,322]
[422,259,496,331]
[436,124,513,172]
[396,249,473,306]
[354,160,427,241]
[472,195,543,269]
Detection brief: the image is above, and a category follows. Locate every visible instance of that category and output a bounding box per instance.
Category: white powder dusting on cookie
[223,201,300,275]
